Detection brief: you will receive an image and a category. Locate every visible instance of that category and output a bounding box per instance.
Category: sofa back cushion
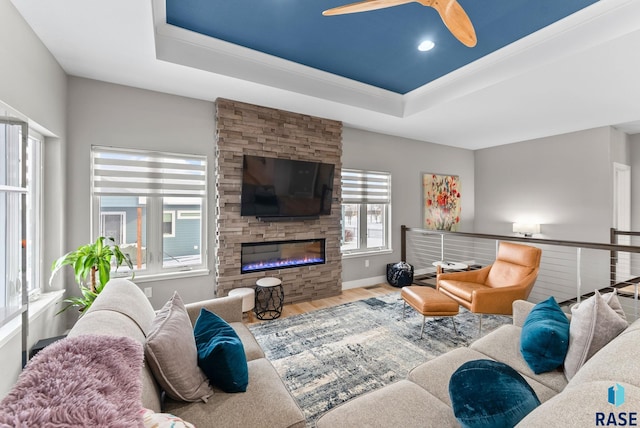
[68,278,162,412]
[87,278,157,333]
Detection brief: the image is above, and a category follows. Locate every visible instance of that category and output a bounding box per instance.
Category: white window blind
[92,147,207,198]
[341,169,391,204]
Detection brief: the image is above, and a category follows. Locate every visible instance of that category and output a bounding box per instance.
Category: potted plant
[50,236,134,314]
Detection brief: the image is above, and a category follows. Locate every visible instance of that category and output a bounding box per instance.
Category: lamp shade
[513,223,540,235]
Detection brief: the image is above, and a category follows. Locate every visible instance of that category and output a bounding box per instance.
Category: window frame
[91,146,208,281]
[177,210,201,220]
[25,131,44,298]
[162,210,176,238]
[0,118,28,327]
[100,211,126,245]
[340,169,392,256]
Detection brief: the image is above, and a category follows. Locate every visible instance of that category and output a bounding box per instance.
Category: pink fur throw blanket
[0,334,144,427]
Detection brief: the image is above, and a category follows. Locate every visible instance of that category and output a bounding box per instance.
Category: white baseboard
[342,275,387,290]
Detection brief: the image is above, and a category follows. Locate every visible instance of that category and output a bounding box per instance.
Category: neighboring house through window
[91,146,208,278]
[341,169,391,255]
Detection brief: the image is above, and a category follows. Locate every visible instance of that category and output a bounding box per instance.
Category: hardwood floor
[245,282,398,325]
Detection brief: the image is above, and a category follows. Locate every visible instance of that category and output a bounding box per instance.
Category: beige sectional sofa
[316,299,640,427]
[68,278,305,428]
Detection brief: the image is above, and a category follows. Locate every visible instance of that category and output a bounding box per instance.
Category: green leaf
[51,236,137,315]
[98,259,110,287]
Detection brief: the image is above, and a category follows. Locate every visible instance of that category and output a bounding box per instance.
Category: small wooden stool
[401,286,459,338]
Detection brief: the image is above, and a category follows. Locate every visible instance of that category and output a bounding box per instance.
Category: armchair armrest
[471,285,533,315]
[437,265,491,287]
[185,295,244,326]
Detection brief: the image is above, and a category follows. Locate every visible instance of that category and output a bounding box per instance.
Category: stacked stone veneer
[215,98,343,303]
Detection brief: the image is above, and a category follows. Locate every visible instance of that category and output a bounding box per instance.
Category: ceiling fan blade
[423,0,477,47]
[323,0,416,16]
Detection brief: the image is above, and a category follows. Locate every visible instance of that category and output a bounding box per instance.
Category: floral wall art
[423,173,461,231]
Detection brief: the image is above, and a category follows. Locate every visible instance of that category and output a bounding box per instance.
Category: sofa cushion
[409,347,558,405]
[471,325,568,393]
[70,309,163,412]
[230,322,265,361]
[315,379,460,428]
[145,292,213,402]
[564,291,628,380]
[449,359,540,428]
[409,347,493,406]
[520,297,569,374]
[194,308,249,393]
[164,358,305,428]
[516,381,640,427]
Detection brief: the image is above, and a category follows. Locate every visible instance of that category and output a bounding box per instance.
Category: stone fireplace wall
[215,98,343,303]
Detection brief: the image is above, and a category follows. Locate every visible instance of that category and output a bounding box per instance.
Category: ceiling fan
[322,0,477,48]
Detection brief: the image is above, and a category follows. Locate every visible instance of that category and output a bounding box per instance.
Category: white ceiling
[9,0,640,150]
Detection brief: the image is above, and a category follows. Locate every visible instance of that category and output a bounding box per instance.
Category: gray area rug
[249,291,511,426]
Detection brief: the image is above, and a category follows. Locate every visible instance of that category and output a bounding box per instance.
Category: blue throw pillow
[520,296,570,374]
[449,359,540,428]
[194,308,249,393]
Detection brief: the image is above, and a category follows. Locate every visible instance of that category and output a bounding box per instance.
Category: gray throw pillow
[563,290,628,380]
[145,292,213,402]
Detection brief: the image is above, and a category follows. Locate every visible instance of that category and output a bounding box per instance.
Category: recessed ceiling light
[418,40,435,52]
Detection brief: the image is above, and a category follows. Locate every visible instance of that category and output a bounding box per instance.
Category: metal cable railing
[401,225,640,322]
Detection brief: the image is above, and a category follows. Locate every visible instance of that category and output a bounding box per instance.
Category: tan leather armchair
[437,241,542,316]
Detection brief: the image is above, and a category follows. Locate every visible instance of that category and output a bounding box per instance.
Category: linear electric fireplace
[241,238,326,274]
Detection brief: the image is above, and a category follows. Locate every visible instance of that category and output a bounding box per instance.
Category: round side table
[228,287,256,314]
[432,261,469,274]
[255,277,284,320]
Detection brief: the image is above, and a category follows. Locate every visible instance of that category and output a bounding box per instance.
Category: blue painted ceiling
[166,0,599,94]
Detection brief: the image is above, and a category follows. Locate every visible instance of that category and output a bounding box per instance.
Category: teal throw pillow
[520,296,569,374]
[449,359,540,428]
[194,308,249,393]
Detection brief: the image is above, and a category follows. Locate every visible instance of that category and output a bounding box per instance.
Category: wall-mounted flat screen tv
[241,155,335,219]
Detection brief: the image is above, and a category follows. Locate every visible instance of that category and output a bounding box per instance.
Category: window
[100,212,126,244]
[163,211,175,237]
[341,169,391,255]
[25,132,43,297]
[0,119,42,326]
[177,210,201,220]
[91,147,207,278]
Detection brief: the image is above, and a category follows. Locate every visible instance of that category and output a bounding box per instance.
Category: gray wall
[631,134,640,232]
[473,126,633,304]
[341,127,475,283]
[66,84,477,292]
[0,0,67,398]
[474,127,614,242]
[67,77,216,308]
